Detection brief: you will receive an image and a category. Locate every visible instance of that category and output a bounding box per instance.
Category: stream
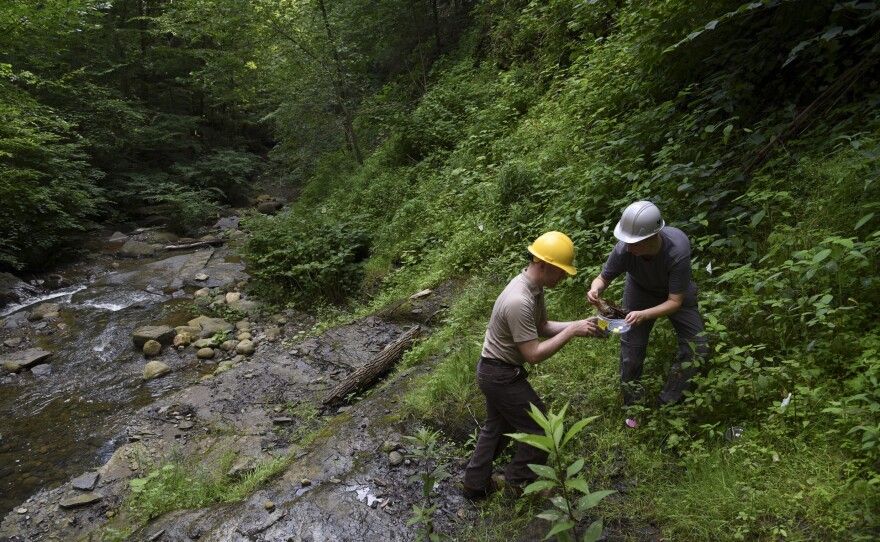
[0,237,244,516]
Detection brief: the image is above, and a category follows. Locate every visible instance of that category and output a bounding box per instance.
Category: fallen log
[322,326,421,405]
[163,239,224,251]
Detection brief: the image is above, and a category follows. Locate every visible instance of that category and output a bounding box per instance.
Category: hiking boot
[462,478,498,501]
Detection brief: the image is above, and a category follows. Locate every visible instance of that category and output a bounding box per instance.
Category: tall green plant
[404,427,451,542]
[508,404,615,542]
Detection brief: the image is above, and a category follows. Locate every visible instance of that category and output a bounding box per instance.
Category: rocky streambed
[0,220,513,542]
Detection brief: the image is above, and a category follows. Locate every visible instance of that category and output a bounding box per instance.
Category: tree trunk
[430,0,441,52]
[317,0,364,164]
[322,326,421,405]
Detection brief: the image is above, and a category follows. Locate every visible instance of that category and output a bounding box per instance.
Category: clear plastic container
[596,315,631,334]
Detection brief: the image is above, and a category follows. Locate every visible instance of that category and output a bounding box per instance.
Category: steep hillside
[244,1,879,539]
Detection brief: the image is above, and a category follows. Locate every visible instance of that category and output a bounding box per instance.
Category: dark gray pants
[620,278,709,405]
[463,358,548,490]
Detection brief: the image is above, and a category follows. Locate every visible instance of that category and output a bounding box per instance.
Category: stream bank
[0,272,480,541]
[0,215,492,541]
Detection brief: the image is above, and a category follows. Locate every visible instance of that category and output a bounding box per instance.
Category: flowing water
[0,248,231,515]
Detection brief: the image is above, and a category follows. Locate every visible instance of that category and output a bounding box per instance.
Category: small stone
[59,492,102,508]
[388,451,404,467]
[71,472,100,491]
[301,479,312,487]
[143,361,172,380]
[330,478,342,484]
[196,347,215,359]
[173,333,193,347]
[30,364,52,377]
[272,417,294,425]
[15,507,27,514]
[193,288,211,298]
[264,500,275,511]
[178,420,194,430]
[236,332,252,341]
[225,292,241,303]
[142,340,162,356]
[194,273,209,281]
[235,340,255,355]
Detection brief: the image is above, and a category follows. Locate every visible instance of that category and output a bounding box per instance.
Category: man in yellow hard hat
[463,231,606,500]
[587,201,709,427]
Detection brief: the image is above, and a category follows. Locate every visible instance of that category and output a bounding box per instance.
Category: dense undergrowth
[242,0,880,539]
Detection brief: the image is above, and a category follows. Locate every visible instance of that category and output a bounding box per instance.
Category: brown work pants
[463,358,548,490]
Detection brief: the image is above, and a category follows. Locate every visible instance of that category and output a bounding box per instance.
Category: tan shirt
[481,271,547,366]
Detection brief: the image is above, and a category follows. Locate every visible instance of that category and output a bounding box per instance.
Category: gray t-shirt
[600,227,693,297]
[481,271,547,366]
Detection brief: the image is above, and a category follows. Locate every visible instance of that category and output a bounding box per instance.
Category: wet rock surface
[0,298,462,541]
[0,348,52,373]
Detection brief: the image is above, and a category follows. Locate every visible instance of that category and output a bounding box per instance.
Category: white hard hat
[613,201,665,243]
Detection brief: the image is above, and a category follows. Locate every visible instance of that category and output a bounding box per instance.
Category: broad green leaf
[546,520,576,540]
[812,249,832,264]
[582,519,604,542]
[854,213,874,230]
[553,423,564,446]
[566,458,585,478]
[562,416,598,447]
[524,480,556,495]
[538,510,564,522]
[508,433,552,452]
[566,478,590,494]
[750,209,766,228]
[551,496,569,511]
[529,464,559,480]
[579,489,616,510]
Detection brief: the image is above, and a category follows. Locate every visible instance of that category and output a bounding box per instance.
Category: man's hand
[624,310,648,326]
[571,317,608,338]
[587,276,609,307]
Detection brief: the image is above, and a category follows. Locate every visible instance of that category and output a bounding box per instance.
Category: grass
[124,448,290,522]
[398,272,879,541]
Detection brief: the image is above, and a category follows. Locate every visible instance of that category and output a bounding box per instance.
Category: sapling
[508,403,615,542]
[404,427,451,541]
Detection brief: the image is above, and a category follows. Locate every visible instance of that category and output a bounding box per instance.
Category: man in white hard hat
[463,231,607,499]
[587,201,708,426]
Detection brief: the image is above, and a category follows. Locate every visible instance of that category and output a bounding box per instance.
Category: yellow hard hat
[528,231,577,276]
